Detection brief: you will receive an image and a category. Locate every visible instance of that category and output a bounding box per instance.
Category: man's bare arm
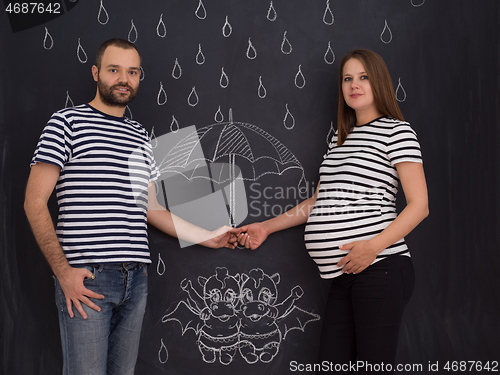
[24,162,104,318]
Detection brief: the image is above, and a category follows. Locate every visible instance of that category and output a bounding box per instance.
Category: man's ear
[91,65,99,82]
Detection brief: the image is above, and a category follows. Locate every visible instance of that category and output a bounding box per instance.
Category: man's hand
[56,267,105,319]
[337,240,378,274]
[237,222,270,250]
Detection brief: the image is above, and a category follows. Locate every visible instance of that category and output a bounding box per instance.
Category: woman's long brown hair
[336,49,404,145]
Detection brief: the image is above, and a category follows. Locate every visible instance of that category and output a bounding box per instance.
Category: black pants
[318,255,415,374]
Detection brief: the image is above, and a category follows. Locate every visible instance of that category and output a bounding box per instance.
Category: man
[24,38,237,375]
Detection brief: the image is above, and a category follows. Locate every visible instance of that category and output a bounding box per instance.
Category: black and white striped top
[31,104,159,265]
[304,117,422,279]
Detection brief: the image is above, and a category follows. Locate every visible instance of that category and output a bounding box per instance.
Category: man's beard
[97,79,138,107]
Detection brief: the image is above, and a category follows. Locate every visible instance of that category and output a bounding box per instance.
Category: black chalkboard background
[1,1,499,374]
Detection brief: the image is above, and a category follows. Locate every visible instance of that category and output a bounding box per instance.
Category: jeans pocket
[81,266,97,285]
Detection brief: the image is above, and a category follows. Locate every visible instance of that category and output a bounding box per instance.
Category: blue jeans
[55,262,148,375]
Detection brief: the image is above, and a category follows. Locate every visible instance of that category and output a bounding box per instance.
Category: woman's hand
[237,222,270,250]
[337,240,378,274]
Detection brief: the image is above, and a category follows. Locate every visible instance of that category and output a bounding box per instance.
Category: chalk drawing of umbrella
[157,114,306,227]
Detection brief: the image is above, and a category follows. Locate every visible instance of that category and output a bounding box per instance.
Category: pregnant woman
[238,49,429,374]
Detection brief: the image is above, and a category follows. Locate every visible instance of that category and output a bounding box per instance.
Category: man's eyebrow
[105,64,141,70]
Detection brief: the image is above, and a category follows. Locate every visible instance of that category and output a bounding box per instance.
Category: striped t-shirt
[304,116,422,279]
[31,104,159,265]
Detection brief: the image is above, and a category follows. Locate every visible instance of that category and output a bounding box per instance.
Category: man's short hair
[95,38,141,69]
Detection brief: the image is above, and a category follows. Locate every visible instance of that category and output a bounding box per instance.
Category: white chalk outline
[323,0,334,25]
[396,77,407,102]
[284,103,295,130]
[157,252,166,275]
[281,31,292,55]
[258,76,267,98]
[222,16,232,37]
[246,38,257,60]
[76,38,87,63]
[380,20,393,44]
[157,13,167,38]
[128,19,138,43]
[43,27,53,50]
[97,0,109,25]
[158,338,169,363]
[195,0,206,19]
[188,86,199,107]
[215,106,224,123]
[267,1,277,21]
[324,41,335,64]
[157,81,167,105]
[65,91,74,108]
[161,268,320,365]
[196,44,206,65]
[294,65,306,89]
[220,67,229,88]
[170,115,180,133]
[172,58,182,79]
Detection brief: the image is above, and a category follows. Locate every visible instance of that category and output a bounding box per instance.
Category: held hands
[56,267,105,319]
[337,240,378,274]
[236,222,270,250]
[203,226,242,249]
